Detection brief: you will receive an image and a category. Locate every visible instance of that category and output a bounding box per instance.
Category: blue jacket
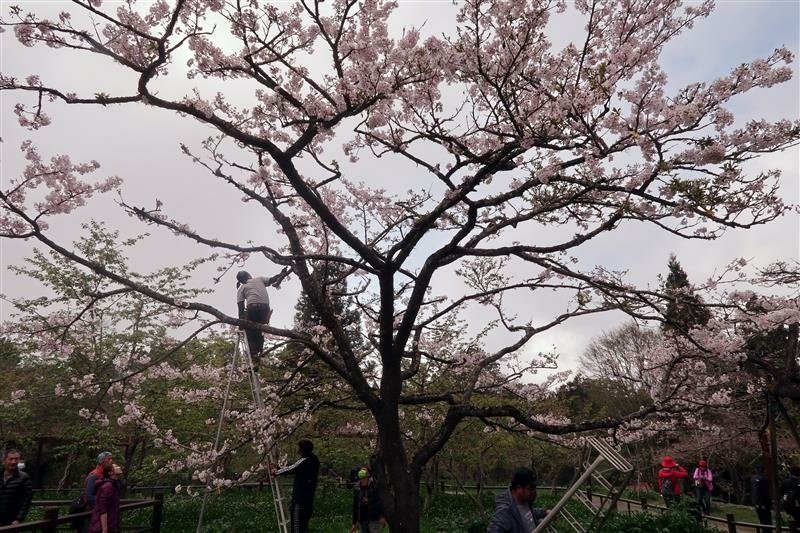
[487,489,547,533]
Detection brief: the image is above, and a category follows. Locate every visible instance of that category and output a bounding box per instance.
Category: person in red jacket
[658,456,688,507]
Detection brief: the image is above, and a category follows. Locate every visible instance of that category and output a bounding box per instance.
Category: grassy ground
[29,484,563,532]
[27,484,785,532]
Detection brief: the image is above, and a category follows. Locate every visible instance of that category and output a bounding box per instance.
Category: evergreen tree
[293,259,364,353]
[662,254,711,334]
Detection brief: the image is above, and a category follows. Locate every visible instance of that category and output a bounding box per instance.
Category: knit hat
[661,456,677,468]
[698,460,708,468]
[97,451,113,465]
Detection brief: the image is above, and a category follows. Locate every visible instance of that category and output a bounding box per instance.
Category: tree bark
[372,412,421,533]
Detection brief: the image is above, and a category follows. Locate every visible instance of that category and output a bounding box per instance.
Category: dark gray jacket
[0,469,32,525]
[487,489,547,533]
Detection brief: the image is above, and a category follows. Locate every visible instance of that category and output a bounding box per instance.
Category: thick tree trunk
[372,410,422,532]
[376,456,421,533]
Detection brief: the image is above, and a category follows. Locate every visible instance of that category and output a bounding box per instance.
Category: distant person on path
[487,467,548,533]
[89,464,122,533]
[273,439,320,533]
[0,449,32,526]
[82,451,114,533]
[658,456,688,507]
[781,465,800,524]
[751,465,772,532]
[236,269,288,367]
[89,463,123,533]
[692,459,713,515]
[351,466,383,533]
[85,452,114,510]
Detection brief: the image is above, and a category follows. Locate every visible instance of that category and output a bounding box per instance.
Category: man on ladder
[272,440,320,533]
[236,269,287,369]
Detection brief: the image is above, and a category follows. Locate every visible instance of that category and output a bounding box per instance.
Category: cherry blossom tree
[0,223,312,489]
[2,0,799,530]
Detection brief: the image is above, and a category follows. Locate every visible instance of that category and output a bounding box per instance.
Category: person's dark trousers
[696,488,711,515]
[754,505,772,533]
[245,304,269,357]
[290,501,312,533]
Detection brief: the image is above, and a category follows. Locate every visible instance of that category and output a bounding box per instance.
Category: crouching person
[488,467,548,533]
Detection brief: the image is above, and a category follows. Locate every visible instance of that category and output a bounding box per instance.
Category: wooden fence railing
[593,491,798,533]
[0,494,163,533]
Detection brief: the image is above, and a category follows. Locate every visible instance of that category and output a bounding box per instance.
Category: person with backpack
[658,456,688,507]
[781,465,800,524]
[692,459,714,515]
[751,465,772,533]
[88,463,123,533]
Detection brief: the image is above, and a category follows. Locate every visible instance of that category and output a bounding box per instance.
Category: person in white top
[235,269,288,367]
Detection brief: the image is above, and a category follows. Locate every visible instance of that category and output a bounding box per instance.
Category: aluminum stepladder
[195,332,290,533]
[533,436,634,533]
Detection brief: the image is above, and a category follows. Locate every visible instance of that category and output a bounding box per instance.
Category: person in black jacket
[0,449,32,526]
[781,465,800,524]
[751,465,772,532]
[273,440,320,533]
[351,466,383,533]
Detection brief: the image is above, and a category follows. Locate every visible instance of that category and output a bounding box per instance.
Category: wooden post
[627,500,631,514]
[42,506,60,533]
[640,498,648,512]
[726,513,737,533]
[151,493,164,533]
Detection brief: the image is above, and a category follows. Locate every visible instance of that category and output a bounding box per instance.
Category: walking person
[487,467,549,532]
[273,439,320,533]
[658,456,688,507]
[351,466,383,533]
[0,449,32,526]
[89,464,123,533]
[752,465,772,533]
[693,459,713,515]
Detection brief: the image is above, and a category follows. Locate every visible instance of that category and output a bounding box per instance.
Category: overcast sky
[1,0,798,376]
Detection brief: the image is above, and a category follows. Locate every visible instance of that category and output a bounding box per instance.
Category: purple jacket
[88,479,120,533]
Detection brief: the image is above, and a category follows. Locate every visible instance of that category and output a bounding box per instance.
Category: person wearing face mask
[351,466,383,533]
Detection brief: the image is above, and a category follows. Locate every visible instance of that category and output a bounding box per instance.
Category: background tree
[662,254,712,334]
[0,225,312,490]
[580,322,660,388]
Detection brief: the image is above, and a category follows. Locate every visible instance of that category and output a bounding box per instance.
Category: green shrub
[600,509,716,533]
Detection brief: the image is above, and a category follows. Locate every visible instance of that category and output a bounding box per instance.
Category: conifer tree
[662,254,711,334]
